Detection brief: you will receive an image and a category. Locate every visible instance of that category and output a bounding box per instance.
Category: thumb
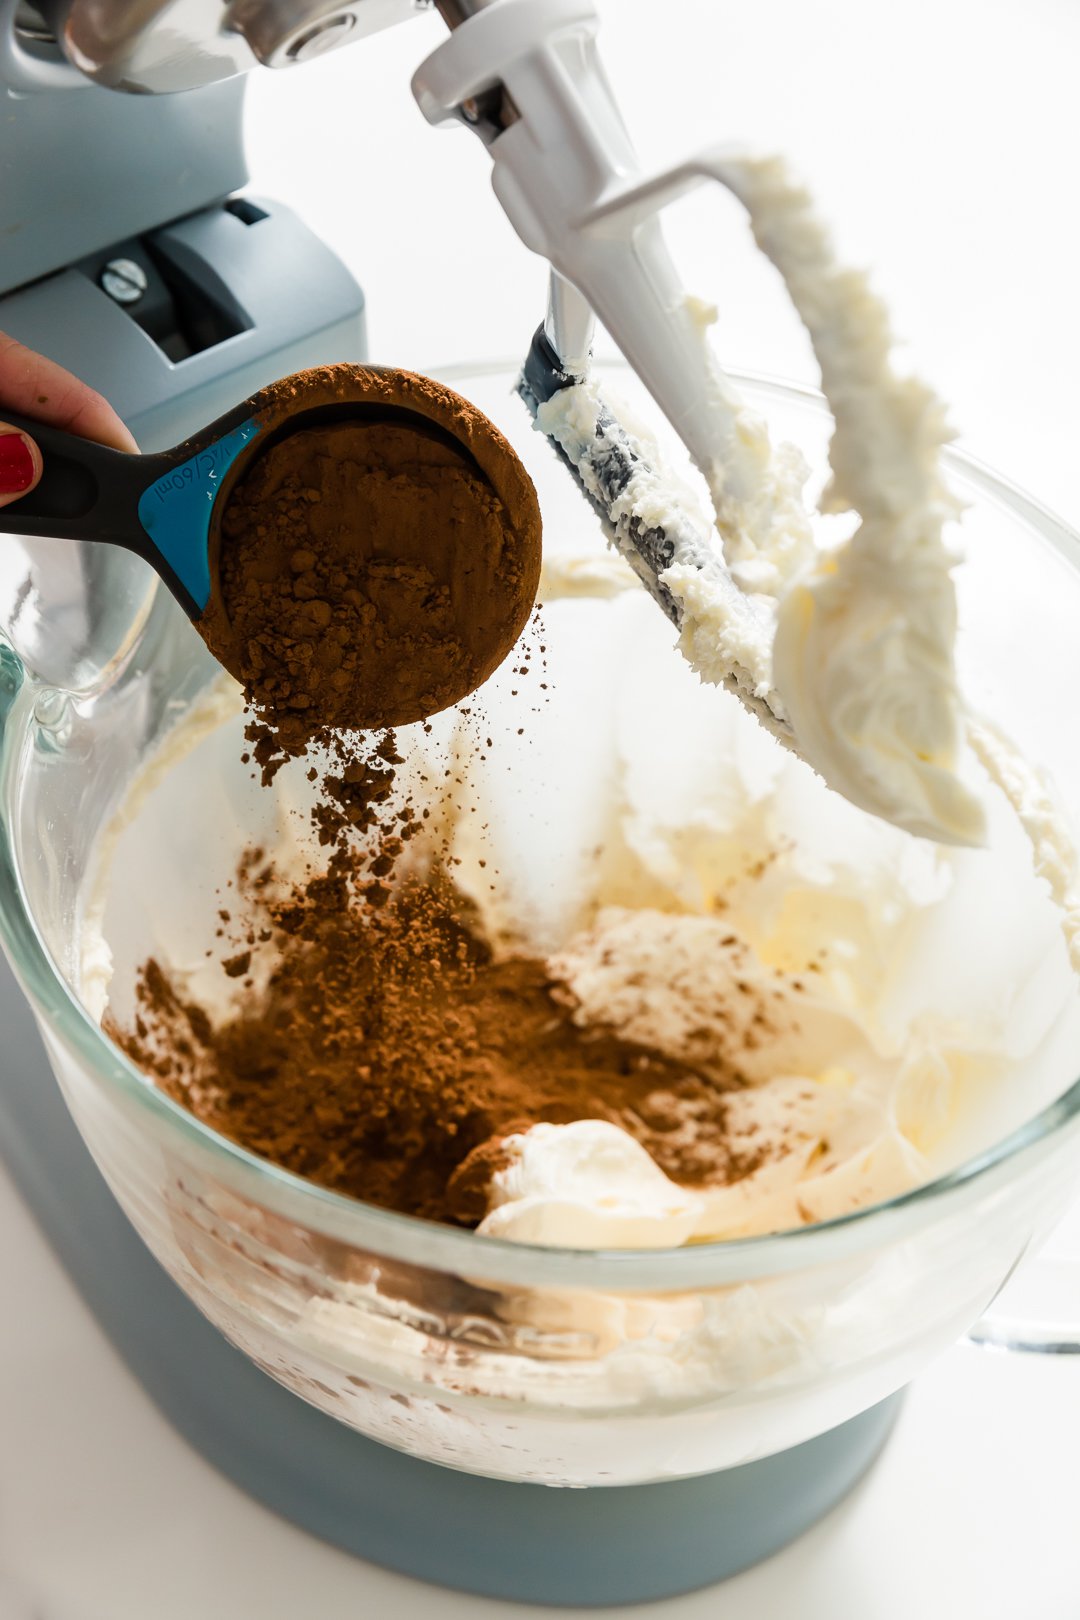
[0,425,42,511]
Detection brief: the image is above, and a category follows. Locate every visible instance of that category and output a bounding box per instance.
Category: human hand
[0,332,137,511]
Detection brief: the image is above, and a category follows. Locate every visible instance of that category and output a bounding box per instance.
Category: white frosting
[477,891,975,1246]
[481,1092,929,1250]
[535,383,784,720]
[79,676,244,1021]
[538,153,985,847]
[450,640,1080,1247]
[968,718,1080,971]
[538,549,639,602]
[714,155,985,848]
[479,1121,705,1248]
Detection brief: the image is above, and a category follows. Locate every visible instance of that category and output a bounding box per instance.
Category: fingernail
[0,432,36,495]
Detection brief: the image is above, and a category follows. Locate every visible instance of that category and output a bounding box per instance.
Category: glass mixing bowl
[3,367,1080,1489]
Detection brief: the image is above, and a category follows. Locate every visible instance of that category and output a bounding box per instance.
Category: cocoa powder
[109,853,756,1227]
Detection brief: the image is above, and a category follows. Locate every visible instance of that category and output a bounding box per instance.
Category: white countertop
[3,2,1080,1615]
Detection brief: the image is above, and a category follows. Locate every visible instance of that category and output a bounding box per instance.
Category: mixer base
[0,974,901,1606]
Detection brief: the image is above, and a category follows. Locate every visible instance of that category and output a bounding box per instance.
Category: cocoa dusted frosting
[111,856,756,1228]
[199,366,542,779]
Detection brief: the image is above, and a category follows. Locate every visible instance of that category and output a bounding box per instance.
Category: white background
[3,1,1080,1615]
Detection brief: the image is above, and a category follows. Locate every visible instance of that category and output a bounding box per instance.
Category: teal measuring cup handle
[0,405,261,616]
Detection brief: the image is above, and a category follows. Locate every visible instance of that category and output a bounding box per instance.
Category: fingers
[0,424,42,510]
[0,330,137,454]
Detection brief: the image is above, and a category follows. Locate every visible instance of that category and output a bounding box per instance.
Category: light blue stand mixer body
[0,3,899,1603]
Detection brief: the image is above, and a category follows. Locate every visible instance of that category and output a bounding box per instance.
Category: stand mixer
[3,1,1078,1606]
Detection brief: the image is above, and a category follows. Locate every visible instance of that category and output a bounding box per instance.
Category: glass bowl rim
[3,364,1080,1293]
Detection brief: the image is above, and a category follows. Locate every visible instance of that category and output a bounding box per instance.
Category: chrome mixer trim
[37,0,421,93]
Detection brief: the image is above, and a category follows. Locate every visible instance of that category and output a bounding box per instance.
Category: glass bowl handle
[968,1202,1080,1354]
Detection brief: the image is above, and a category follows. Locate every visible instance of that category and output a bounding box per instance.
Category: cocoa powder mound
[198,367,542,782]
[108,856,757,1228]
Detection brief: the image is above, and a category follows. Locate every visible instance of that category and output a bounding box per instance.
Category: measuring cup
[0,362,539,676]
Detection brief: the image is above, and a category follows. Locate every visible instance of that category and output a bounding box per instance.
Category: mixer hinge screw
[100,258,148,306]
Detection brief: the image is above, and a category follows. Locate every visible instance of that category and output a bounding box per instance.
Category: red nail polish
[0,432,35,495]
